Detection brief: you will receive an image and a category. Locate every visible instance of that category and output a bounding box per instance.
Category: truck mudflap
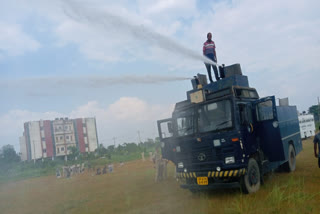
[176,168,246,179]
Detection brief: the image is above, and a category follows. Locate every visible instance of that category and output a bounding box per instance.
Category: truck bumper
[177,168,246,190]
[176,168,246,179]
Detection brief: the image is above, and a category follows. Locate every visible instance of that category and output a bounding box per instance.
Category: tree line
[0,137,160,165]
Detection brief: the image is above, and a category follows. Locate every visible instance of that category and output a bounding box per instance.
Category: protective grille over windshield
[198,100,232,133]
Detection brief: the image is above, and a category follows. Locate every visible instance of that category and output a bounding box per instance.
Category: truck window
[198,100,232,133]
[256,100,274,121]
[175,108,194,137]
[159,121,173,139]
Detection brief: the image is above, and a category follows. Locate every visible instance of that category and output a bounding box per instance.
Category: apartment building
[20,117,98,161]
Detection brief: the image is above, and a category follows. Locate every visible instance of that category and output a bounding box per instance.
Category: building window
[57,148,60,153]
[66,136,69,140]
[84,133,87,137]
[40,126,44,130]
[70,136,73,141]
[43,149,46,153]
[82,123,86,127]
[65,125,68,130]
[61,147,65,151]
[60,136,63,140]
[56,136,59,142]
[41,137,45,141]
[85,144,89,148]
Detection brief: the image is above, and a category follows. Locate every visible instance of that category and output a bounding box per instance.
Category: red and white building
[19,117,99,161]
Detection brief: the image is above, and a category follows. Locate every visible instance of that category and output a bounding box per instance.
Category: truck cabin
[158,64,262,165]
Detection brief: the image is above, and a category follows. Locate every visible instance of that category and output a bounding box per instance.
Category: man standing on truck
[313,126,320,168]
[203,32,220,83]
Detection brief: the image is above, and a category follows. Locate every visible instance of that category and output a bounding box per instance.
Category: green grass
[90,152,144,166]
[1,140,320,213]
[0,151,149,184]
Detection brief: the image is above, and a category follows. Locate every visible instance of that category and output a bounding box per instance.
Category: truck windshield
[175,108,194,137]
[198,100,232,133]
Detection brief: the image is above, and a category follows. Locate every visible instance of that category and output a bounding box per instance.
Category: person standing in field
[203,32,220,83]
[154,147,168,182]
[154,147,162,182]
[313,126,320,168]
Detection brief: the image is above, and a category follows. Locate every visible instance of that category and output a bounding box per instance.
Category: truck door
[253,96,285,162]
[238,103,257,154]
[157,118,175,163]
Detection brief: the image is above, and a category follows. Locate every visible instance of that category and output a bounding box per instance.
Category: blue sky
[1,0,320,151]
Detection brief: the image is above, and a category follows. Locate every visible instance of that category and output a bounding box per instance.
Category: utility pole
[112,137,116,147]
[137,131,142,144]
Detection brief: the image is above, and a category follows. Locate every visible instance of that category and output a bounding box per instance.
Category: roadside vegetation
[0,138,160,183]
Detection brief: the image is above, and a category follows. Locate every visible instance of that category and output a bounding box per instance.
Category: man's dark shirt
[313,133,320,157]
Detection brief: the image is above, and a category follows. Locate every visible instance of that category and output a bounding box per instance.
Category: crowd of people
[55,148,170,182]
[56,163,85,178]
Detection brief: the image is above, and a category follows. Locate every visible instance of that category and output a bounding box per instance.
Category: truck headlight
[225,156,235,164]
[176,146,181,152]
[213,139,221,147]
[178,162,184,168]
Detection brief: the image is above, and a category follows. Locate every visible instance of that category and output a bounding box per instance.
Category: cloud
[0,97,174,150]
[0,22,41,57]
[141,0,197,16]
[69,98,174,144]
[0,110,64,136]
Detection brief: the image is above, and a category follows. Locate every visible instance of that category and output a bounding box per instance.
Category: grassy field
[0,152,147,184]
[0,139,320,214]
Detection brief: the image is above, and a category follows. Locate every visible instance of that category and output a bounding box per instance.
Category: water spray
[1,75,191,90]
[61,0,219,67]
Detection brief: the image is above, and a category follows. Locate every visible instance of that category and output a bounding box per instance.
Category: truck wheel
[284,144,296,172]
[240,158,260,194]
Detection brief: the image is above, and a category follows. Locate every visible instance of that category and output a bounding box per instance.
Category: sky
[1,0,320,151]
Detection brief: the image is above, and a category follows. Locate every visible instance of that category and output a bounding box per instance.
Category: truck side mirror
[167,122,173,133]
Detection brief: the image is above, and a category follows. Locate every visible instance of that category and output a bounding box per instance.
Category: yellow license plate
[197,177,208,185]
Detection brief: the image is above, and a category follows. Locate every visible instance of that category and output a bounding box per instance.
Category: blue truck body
[157,64,302,193]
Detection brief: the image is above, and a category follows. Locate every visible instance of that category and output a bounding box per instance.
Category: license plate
[197,177,208,185]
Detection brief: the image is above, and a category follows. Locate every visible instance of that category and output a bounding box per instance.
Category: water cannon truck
[157,64,302,193]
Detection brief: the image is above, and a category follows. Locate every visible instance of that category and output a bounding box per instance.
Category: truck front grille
[176,142,236,172]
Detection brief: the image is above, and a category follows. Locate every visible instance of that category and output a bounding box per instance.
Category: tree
[0,145,20,163]
[107,145,115,153]
[154,137,161,148]
[123,142,140,153]
[309,105,320,121]
[68,146,79,161]
[116,144,125,154]
[95,144,107,157]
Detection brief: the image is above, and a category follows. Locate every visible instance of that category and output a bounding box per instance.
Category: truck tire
[240,158,260,194]
[284,144,296,172]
